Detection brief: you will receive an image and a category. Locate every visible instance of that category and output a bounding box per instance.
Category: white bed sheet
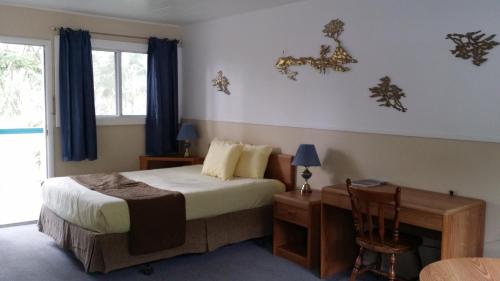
[41,165,285,234]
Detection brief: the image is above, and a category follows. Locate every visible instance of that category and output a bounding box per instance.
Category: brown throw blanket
[71,173,186,255]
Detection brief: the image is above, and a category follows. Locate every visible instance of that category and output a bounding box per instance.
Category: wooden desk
[320,184,486,279]
[420,258,500,281]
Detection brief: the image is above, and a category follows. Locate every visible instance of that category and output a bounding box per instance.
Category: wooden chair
[346,178,422,281]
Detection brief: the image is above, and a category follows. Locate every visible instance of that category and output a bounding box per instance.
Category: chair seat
[356,231,423,254]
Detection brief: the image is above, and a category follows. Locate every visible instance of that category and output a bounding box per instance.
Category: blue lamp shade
[176,123,198,141]
[292,144,321,167]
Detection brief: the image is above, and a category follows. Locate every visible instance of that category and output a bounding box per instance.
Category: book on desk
[351,179,386,187]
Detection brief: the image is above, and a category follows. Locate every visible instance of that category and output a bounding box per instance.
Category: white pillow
[201,139,243,180]
[234,144,273,179]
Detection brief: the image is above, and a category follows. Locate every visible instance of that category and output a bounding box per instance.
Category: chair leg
[350,247,364,281]
[411,248,423,281]
[415,248,423,270]
[388,253,396,281]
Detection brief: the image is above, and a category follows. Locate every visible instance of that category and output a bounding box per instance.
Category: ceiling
[0,0,305,25]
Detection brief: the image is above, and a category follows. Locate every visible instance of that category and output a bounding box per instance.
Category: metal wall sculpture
[446,31,499,66]
[369,76,407,112]
[212,71,230,95]
[275,19,357,81]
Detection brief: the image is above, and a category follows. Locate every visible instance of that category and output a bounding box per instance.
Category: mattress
[41,165,285,234]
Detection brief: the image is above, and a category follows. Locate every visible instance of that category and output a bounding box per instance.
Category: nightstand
[139,155,203,170]
[273,190,321,269]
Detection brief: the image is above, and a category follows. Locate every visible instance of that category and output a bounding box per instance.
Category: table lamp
[292,144,321,194]
[176,123,198,157]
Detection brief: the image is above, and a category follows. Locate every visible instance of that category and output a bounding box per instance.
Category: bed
[38,153,295,273]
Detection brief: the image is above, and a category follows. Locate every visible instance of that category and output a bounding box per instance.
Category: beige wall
[53,125,144,175]
[188,118,500,256]
[0,4,180,43]
[0,4,181,176]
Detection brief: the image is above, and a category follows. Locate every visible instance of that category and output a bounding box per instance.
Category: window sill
[96,116,145,126]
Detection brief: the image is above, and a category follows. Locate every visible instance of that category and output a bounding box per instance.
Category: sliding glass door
[0,38,51,225]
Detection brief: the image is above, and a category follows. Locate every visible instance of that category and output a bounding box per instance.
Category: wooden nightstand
[139,155,203,170]
[273,190,321,269]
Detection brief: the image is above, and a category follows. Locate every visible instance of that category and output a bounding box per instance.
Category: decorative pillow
[234,144,273,179]
[201,139,243,180]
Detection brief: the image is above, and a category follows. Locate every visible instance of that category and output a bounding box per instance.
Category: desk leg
[441,203,486,259]
[320,204,357,279]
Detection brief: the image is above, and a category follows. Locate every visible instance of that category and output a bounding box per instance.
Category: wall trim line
[185,117,500,145]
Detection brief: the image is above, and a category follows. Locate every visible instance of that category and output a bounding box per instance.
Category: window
[121,52,147,115]
[92,50,147,117]
[55,37,176,126]
[92,50,116,115]
[90,39,148,124]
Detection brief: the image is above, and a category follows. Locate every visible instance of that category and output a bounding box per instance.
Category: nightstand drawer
[275,202,309,227]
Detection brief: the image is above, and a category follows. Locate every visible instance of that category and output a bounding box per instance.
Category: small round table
[420,258,500,281]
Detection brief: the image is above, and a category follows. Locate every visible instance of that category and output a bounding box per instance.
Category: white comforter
[41,165,285,234]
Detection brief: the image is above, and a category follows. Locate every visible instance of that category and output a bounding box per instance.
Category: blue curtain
[146,38,179,156]
[59,28,97,161]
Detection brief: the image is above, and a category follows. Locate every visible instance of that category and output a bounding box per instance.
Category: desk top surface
[274,190,321,207]
[323,184,485,215]
[420,258,500,281]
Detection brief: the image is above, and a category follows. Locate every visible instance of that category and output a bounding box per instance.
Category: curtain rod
[51,27,182,44]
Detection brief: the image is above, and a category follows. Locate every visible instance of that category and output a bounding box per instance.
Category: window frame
[0,35,54,177]
[55,36,182,127]
[91,39,148,125]
[55,37,148,126]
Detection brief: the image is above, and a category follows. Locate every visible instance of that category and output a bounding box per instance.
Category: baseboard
[0,220,37,228]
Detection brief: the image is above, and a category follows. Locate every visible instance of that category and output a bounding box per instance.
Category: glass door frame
[0,35,54,178]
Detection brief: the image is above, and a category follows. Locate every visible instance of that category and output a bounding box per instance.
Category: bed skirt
[38,205,272,273]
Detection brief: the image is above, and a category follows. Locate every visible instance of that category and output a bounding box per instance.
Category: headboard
[265,154,296,191]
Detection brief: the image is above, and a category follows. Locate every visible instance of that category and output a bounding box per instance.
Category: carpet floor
[0,224,376,281]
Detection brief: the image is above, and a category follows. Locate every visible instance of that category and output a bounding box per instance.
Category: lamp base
[183,141,191,157]
[300,167,313,195]
[300,183,312,194]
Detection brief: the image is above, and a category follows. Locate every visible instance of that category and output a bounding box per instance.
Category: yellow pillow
[234,144,273,179]
[202,139,243,180]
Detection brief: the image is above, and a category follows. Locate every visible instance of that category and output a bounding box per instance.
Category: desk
[420,258,500,281]
[320,184,486,279]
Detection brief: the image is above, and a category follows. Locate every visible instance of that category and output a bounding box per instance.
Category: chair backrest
[346,178,402,243]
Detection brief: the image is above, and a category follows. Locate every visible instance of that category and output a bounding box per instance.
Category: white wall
[181,0,500,257]
[182,0,500,143]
